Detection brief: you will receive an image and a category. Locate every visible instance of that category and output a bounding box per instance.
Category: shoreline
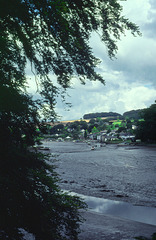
[43,141,156,239]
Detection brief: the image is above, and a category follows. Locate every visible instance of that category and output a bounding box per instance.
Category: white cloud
[56,77,156,120]
[121,0,150,25]
[117,85,156,112]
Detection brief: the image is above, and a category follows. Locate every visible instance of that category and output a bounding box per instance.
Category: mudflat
[44,141,156,239]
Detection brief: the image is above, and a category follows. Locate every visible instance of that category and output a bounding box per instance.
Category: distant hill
[83,109,145,120]
[83,112,122,119]
[123,109,144,120]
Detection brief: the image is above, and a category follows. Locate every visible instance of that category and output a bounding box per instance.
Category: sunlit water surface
[68,191,156,226]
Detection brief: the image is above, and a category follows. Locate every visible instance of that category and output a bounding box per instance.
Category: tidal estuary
[43,141,156,239]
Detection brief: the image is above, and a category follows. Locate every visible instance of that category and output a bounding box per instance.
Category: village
[41,116,140,144]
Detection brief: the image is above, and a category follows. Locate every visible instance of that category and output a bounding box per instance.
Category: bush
[0,147,86,240]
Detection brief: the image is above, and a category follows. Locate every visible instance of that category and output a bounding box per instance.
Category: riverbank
[79,210,156,240]
[43,141,156,239]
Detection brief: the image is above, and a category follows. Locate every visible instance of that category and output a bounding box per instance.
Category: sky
[27,0,156,121]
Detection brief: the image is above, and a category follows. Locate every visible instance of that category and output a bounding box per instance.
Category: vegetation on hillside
[123,109,144,120]
[83,112,122,120]
[45,117,137,141]
[83,109,144,120]
[135,101,156,142]
[47,102,156,143]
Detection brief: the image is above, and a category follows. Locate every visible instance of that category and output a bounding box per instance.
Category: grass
[112,120,122,127]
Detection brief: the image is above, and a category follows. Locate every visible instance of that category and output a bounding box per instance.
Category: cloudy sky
[28,0,156,120]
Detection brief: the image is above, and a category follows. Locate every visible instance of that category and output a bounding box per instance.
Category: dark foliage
[83,109,146,120]
[0,148,85,240]
[135,101,156,142]
[123,109,143,120]
[83,112,122,119]
[0,85,86,239]
[135,233,156,240]
[0,0,140,113]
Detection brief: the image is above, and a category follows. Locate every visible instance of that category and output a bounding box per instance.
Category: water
[69,191,156,226]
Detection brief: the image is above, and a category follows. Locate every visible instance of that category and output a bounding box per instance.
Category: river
[29,141,156,239]
[43,141,156,208]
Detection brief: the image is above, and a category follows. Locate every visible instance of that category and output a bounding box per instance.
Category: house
[119,132,135,141]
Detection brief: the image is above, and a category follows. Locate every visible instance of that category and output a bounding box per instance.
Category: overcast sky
[28,0,156,120]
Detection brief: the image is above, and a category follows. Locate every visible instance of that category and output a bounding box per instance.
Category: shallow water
[68,191,156,226]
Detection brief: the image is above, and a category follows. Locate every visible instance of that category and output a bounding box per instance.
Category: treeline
[83,112,122,119]
[45,101,156,143]
[135,102,156,142]
[123,109,144,120]
[83,109,143,120]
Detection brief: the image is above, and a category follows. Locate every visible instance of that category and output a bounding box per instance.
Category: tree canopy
[136,101,156,142]
[0,0,140,239]
[1,0,140,117]
[83,111,122,119]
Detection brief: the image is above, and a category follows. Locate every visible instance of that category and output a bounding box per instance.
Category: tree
[84,130,88,139]
[0,0,140,239]
[79,120,88,130]
[89,118,96,124]
[50,123,65,134]
[1,0,140,108]
[136,101,156,142]
[92,126,99,134]
[117,126,126,133]
[126,119,132,129]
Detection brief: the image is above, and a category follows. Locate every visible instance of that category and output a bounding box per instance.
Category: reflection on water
[68,192,156,226]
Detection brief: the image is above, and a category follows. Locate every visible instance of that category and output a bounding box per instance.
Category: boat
[38,146,50,151]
